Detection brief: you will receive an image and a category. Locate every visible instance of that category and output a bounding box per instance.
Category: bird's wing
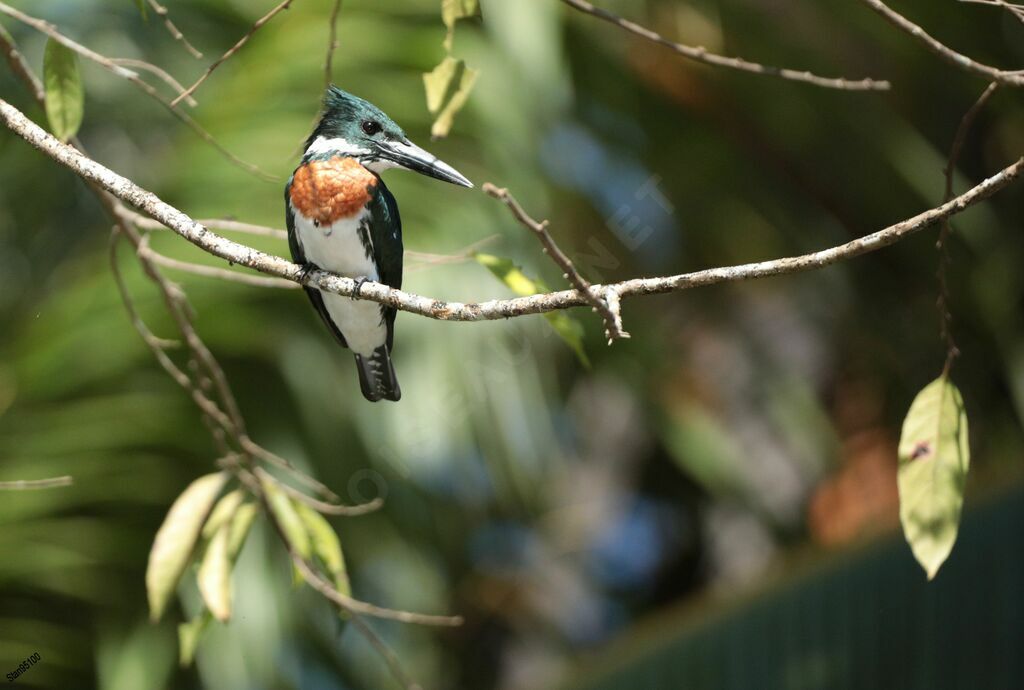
[367,180,403,351]
[285,177,350,349]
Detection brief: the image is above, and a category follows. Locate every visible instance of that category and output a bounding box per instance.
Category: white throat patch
[305,135,370,159]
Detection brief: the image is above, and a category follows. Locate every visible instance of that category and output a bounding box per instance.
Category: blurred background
[1,0,1023,688]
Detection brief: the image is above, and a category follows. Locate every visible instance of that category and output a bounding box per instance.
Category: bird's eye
[361,120,382,136]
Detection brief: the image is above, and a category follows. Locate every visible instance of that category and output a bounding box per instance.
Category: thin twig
[484,183,628,341]
[0,476,73,490]
[324,0,342,91]
[4,98,1019,326]
[110,58,198,107]
[0,21,44,103]
[147,0,204,59]
[172,0,295,106]
[860,0,1024,86]
[138,238,300,289]
[559,0,890,91]
[253,466,382,516]
[958,0,1024,25]
[937,81,1000,375]
[0,2,277,181]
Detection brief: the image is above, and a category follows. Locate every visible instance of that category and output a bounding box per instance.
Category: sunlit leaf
[423,56,478,139]
[295,502,350,598]
[475,253,590,367]
[177,612,210,667]
[146,472,227,621]
[441,0,479,50]
[197,523,232,622]
[201,488,244,540]
[227,502,258,558]
[897,376,970,579]
[42,38,84,142]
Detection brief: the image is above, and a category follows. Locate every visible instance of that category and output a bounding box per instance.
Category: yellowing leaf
[197,523,232,622]
[261,477,310,559]
[441,0,479,50]
[201,489,244,540]
[295,502,350,598]
[897,377,970,580]
[227,502,258,559]
[178,612,210,667]
[43,38,84,142]
[146,472,227,621]
[475,253,590,367]
[423,56,478,139]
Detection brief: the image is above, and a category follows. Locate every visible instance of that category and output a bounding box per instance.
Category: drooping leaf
[177,611,211,667]
[177,503,256,665]
[260,477,311,560]
[294,502,350,598]
[423,56,478,139]
[897,376,970,580]
[197,523,232,622]
[441,0,479,50]
[201,488,244,540]
[475,253,590,367]
[146,472,227,621]
[42,38,84,142]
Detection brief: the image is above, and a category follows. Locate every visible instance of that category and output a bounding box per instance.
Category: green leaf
[423,56,478,139]
[42,38,84,142]
[146,472,227,621]
[260,477,311,559]
[475,253,590,367]
[197,523,232,622]
[897,376,970,580]
[294,502,350,598]
[133,0,149,21]
[226,502,258,559]
[177,612,210,667]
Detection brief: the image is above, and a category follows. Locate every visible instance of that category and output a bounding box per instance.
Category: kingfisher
[286,86,472,402]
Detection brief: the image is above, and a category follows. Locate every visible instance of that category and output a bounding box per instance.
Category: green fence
[575,485,1024,690]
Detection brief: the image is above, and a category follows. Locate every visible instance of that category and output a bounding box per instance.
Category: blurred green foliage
[0,1,1022,689]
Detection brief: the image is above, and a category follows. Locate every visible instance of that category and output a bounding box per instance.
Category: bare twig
[147,0,204,59]
[559,0,890,91]
[137,236,299,289]
[484,183,628,342]
[324,0,342,91]
[172,0,295,106]
[110,58,198,107]
[959,0,1024,25]
[860,0,1024,86]
[253,466,382,516]
[0,476,73,490]
[3,96,1020,328]
[937,81,1000,374]
[0,21,44,103]
[0,2,277,181]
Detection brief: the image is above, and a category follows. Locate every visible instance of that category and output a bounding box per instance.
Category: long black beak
[375,139,473,188]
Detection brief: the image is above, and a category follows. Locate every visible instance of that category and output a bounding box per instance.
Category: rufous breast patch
[289,157,378,225]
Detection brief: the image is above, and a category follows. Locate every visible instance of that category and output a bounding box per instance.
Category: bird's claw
[298,262,320,283]
[351,276,369,300]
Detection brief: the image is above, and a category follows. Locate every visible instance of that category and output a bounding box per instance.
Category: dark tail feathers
[354,346,401,402]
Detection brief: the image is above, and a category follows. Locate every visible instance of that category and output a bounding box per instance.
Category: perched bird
[286,86,472,402]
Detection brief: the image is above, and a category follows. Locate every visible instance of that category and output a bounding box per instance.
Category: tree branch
[147,0,204,59]
[2,96,1020,328]
[559,0,890,91]
[860,0,1024,86]
[172,0,295,106]
[484,183,629,342]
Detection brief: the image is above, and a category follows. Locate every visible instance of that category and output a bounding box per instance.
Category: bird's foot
[351,276,369,301]
[298,262,321,283]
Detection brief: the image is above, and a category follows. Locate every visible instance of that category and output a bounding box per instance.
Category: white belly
[292,207,386,356]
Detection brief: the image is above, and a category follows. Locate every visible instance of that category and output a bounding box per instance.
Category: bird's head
[304,85,472,188]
